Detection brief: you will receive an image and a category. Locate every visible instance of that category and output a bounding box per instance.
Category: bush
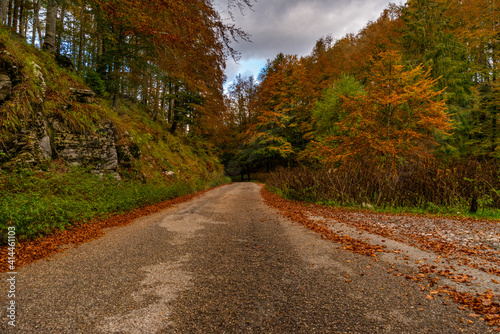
[266,158,500,214]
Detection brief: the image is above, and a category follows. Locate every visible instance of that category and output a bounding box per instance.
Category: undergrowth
[0,28,230,244]
[266,159,500,220]
[0,29,105,143]
[0,166,230,243]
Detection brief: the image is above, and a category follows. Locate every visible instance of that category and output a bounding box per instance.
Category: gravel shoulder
[0,182,495,333]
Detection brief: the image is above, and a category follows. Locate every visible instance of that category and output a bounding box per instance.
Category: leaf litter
[262,187,500,330]
[0,187,221,274]
[4,184,500,330]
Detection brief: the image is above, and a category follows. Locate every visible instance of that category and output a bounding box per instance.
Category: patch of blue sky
[224,58,266,92]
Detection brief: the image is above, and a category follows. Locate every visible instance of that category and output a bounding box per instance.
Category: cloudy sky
[216,0,403,88]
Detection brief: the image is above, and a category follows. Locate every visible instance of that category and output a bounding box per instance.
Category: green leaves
[312,75,365,139]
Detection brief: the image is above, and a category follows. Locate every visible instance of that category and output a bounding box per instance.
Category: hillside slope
[0,29,228,242]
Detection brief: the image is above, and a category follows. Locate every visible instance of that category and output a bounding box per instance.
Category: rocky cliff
[0,31,222,182]
[0,52,129,175]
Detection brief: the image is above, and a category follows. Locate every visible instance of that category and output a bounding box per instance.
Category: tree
[227,74,257,127]
[400,0,474,157]
[448,0,500,158]
[311,75,365,140]
[0,0,7,25]
[309,51,450,165]
[43,0,58,53]
[248,53,312,165]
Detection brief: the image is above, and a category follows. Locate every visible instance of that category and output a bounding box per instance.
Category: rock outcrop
[0,114,124,172]
[69,88,95,103]
[51,118,119,171]
[0,45,137,175]
[1,115,52,167]
[0,46,23,104]
[0,111,139,175]
[0,73,12,102]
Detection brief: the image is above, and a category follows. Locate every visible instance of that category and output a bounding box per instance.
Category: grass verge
[0,167,231,243]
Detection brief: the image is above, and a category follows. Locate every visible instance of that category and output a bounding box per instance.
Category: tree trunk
[169,84,178,134]
[56,2,66,54]
[71,18,76,64]
[112,60,121,109]
[31,0,39,44]
[43,0,57,53]
[469,192,478,214]
[77,5,85,73]
[0,0,8,25]
[112,93,119,109]
[160,80,167,120]
[167,79,173,123]
[492,59,498,155]
[12,0,18,32]
[7,0,12,27]
[152,77,162,120]
[18,0,24,37]
[37,18,42,47]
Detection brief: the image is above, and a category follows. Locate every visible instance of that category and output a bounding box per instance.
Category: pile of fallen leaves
[0,187,218,274]
[262,186,500,330]
[261,188,386,257]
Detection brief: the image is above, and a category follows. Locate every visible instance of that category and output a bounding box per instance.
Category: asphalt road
[0,182,494,333]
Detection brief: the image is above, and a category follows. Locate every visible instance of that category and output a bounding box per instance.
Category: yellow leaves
[313,50,450,164]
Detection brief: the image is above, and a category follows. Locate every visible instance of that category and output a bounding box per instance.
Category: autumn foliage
[309,51,450,165]
[1,0,252,137]
[222,0,500,212]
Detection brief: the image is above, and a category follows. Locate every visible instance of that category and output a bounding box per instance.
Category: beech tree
[43,0,58,52]
[0,0,7,25]
[0,0,253,138]
[309,51,450,165]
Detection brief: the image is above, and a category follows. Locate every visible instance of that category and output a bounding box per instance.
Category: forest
[0,0,252,134]
[0,0,499,219]
[222,0,500,216]
[3,2,500,329]
[0,0,255,241]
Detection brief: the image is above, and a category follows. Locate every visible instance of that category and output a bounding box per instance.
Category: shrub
[266,158,500,214]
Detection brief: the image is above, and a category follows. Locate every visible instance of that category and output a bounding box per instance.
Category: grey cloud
[217,0,399,83]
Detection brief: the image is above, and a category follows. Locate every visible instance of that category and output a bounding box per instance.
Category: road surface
[1,183,493,333]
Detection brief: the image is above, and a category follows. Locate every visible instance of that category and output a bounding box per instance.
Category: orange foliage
[311,51,450,165]
[448,0,499,75]
[249,54,313,159]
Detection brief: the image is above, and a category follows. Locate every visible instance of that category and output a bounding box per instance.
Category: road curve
[1,182,493,333]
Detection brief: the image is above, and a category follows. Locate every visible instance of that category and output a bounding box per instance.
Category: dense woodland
[1,0,500,213]
[220,0,500,212]
[223,0,499,164]
[0,0,252,134]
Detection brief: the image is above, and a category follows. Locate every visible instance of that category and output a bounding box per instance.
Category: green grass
[0,27,231,243]
[0,167,229,243]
